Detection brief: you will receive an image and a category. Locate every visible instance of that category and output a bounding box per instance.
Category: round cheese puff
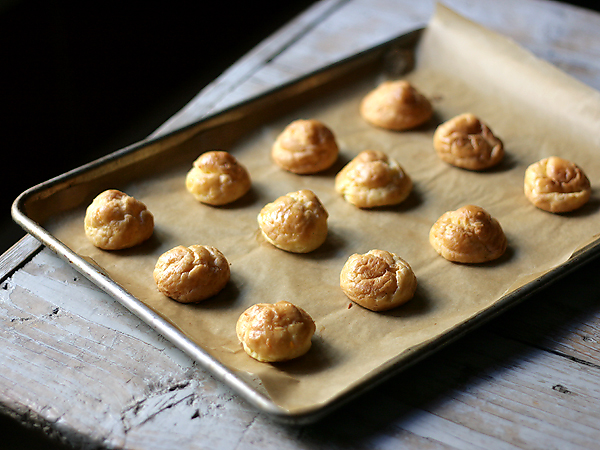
[271,119,339,174]
[524,156,591,213]
[257,189,328,253]
[340,249,417,311]
[153,244,230,303]
[84,189,154,250]
[335,150,412,208]
[360,80,433,131]
[185,151,251,205]
[429,205,507,263]
[236,301,316,362]
[433,113,504,170]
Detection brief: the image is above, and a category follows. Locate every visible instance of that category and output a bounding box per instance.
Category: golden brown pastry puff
[429,205,507,263]
[334,150,412,208]
[84,189,154,250]
[271,119,339,174]
[257,189,328,253]
[433,113,504,170]
[153,245,230,303]
[236,301,316,362]
[185,150,251,205]
[340,249,417,311]
[360,80,433,131]
[524,156,591,213]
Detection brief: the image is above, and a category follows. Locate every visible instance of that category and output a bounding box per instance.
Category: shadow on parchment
[268,254,600,448]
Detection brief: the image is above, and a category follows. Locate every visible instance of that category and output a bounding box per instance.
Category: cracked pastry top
[360,80,433,131]
[335,150,412,208]
[429,205,507,263]
[153,244,230,303]
[185,150,251,205]
[524,156,591,213]
[236,301,316,362]
[257,189,328,253]
[271,119,339,174]
[84,189,154,250]
[433,113,504,170]
[340,249,417,311]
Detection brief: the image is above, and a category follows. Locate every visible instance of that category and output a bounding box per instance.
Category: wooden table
[3,1,600,448]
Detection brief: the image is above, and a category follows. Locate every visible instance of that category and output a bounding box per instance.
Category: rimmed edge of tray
[11,25,600,424]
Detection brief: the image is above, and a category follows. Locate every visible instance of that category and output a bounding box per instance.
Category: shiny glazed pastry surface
[340,249,417,311]
[84,189,154,250]
[429,205,507,263]
[185,150,251,205]
[257,189,328,253]
[524,156,591,213]
[335,150,412,208]
[153,244,230,303]
[271,119,339,174]
[360,80,433,131]
[236,301,316,362]
[433,113,504,170]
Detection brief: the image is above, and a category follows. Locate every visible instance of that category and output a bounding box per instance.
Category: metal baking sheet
[12,6,600,424]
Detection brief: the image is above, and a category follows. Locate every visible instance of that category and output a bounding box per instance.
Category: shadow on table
[0,413,70,450]
[279,254,600,448]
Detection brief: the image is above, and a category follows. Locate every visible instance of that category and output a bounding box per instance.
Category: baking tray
[12,6,600,424]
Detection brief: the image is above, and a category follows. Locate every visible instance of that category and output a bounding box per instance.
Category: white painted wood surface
[3,1,600,448]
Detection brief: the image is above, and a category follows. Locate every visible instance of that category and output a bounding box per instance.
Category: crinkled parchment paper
[47,5,600,414]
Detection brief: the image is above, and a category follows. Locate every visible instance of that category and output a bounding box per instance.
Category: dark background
[1,0,320,254]
[1,1,598,449]
[1,0,599,253]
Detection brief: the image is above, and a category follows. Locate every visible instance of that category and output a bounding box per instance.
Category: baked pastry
[433,113,504,170]
[84,189,154,250]
[524,156,591,213]
[340,249,417,311]
[335,150,412,208]
[153,244,230,303]
[429,205,507,263]
[185,150,251,205]
[271,119,339,174]
[236,301,316,362]
[257,189,328,253]
[360,80,433,131]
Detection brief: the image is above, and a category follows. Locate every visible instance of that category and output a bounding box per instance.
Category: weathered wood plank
[0,234,42,283]
[2,249,600,449]
[490,256,600,366]
[157,0,600,135]
[300,331,600,450]
[3,1,600,449]
[152,0,347,138]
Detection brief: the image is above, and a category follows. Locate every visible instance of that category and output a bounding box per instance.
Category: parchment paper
[47,5,600,414]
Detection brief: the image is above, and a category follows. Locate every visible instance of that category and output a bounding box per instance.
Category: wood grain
[3,0,600,448]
